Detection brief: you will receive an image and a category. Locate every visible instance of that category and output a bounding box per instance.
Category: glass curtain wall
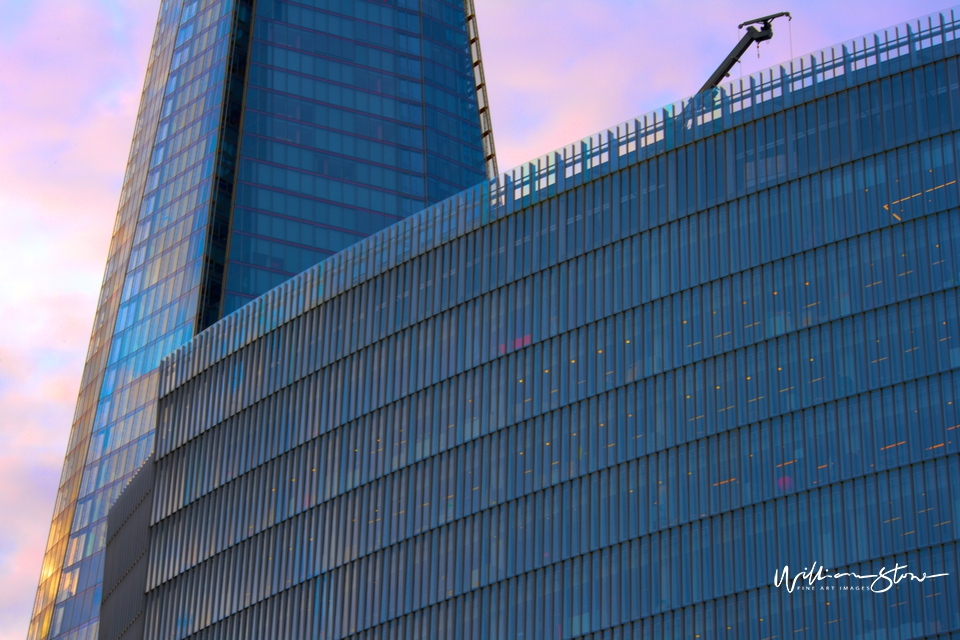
[30,2,254,638]
[31,1,491,638]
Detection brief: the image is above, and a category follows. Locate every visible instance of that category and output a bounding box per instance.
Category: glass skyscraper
[100,7,960,639]
[29,1,494,638]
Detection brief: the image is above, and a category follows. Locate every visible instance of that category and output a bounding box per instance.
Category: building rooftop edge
[158,4,960,396]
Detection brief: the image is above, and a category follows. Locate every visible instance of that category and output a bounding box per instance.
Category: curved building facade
[121,8,960,639]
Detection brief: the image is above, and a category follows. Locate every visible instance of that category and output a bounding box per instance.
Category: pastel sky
[0,0,950,636]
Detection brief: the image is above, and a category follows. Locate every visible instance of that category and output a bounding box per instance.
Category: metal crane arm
[699,11,791,95]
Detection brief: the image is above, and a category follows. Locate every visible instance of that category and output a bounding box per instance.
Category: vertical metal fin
[463,0,499,179]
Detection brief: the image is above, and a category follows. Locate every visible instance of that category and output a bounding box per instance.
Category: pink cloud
[0,2,150,216]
